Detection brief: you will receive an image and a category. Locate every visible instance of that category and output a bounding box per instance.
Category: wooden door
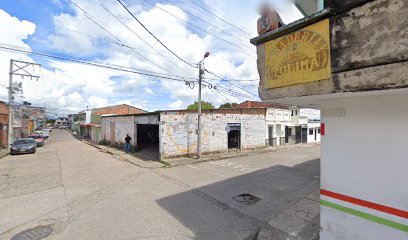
[110,122,115,143]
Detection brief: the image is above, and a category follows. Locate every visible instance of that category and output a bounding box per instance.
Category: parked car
[39,129,50,139]
[10,138,36,155]
[28,134,45,147]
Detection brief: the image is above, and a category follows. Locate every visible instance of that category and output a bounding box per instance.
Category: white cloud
[87,95,108,108]
[144,87,154,95]
[168,100,183,109]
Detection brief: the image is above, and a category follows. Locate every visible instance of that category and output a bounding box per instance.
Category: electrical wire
[187,0,252,37]
[98,1,195,78]
[0,44,197,83]
[60,2,260,83]
[216,88,234,103]
[52,25,199,81]
[204,69,259,98]
[142,0,256,57]
[163,0,250,44]
[57,24,185,62]
[68,0,177,75]
[116,0,198,68]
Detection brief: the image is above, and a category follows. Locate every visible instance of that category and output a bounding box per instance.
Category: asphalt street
[0,130,320,240]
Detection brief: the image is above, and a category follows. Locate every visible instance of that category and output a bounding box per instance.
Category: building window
[309,129,314,135]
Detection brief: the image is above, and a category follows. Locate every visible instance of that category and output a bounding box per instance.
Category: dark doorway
[295,126,302,144]
[227,123,241,149]
[302,128,308,143]
[268,126,273,146]
[295,126,308,144]
[285,126,291,144]
[136,124,159,161]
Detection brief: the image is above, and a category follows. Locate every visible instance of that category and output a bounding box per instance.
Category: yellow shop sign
[265,19,331,89]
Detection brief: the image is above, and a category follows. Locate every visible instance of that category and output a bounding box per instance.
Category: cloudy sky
[0,0,320,118]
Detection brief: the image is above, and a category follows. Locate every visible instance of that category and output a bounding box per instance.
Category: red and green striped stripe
[320,189,408,233]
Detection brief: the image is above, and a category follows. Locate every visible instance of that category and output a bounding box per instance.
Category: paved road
[0,130,320,240]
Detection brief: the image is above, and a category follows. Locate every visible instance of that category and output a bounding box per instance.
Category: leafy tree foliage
[219,103,238,109]
[187,101,215,110]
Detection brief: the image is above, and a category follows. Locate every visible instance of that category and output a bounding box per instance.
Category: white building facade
[307,121,321,143]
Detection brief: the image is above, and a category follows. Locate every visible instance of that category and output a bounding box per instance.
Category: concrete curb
[164,144,319,168]
[82,139,319,169]
[0,150,9,159]
[82,141,164,169]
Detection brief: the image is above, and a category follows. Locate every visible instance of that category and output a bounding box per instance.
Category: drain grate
[11,225,53,240]
[233,193,261,206]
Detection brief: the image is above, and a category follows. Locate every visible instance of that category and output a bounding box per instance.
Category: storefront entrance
[227,123,241,149]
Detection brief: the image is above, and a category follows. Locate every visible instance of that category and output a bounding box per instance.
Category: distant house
[91,104,146,116]
[11,104,46,140]
[55,117,71,127]
[233,101,308,146]
[0,101,8,148]
[307,120,321,143]
[71,104,147,143]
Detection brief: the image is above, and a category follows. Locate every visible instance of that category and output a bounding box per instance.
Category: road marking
[187,165,226,177]
[209,160,258,172]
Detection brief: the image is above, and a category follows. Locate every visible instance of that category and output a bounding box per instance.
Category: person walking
[124,134,132,153]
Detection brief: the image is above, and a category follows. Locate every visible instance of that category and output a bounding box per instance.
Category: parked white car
[37,129,50,139]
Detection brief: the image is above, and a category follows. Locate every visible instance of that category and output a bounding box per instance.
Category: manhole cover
[233,193,261,206]
[11,225,53,240]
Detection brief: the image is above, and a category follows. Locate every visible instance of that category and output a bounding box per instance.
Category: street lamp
[197,52,210,159]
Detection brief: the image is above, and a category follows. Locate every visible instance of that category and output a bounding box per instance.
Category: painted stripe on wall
[320,189,408,219]
[321,200,408,233]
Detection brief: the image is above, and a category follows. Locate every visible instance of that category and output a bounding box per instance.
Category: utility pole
[8,59,41,147]
[197,52,209,159]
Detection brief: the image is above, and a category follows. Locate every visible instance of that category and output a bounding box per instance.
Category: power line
[217,88,258,101]
[56,24,186,62]
[187,0,252,37]
[0,44,197,83]
[60,2,259,83]
[163,0,249,44]
[1,42,193,80]
[68,0,176,75]
[116,0,197,68]
[55,24,197,80]
[204,69,259,98]
[1,44,257,107]
[216,89,234,103]
[201,79,257,101]
[98,1,194,78]
[142,0,256,57]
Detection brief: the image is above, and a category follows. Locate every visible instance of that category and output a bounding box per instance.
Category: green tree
[187,101,215,110]
[219,103,238,109]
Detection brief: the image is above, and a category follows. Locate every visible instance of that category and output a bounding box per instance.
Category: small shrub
[99,139,111,146]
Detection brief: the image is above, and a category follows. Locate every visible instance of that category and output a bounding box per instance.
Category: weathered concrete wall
[160,110,266,159]
[330,0,408,73]
[256,0,408,100]
[101,116,136,145]
[135,115,159,125]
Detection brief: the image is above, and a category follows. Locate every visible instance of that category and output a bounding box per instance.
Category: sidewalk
[83,137,318,169]
[164,143,319,167]
[83,141,164,169]
[0,148,8,159]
